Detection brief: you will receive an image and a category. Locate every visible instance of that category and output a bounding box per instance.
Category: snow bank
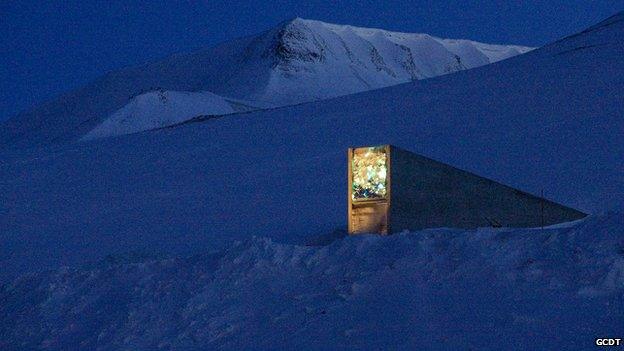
[2,214,622,350]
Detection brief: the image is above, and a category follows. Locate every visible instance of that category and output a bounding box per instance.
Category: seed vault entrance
[348,145,391,234]
[347,144,586,235]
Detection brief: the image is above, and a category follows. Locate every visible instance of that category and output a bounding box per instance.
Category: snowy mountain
[2,214,623,350]
[237,18,531,106]
[0,12,622,283]
[0,18,532,146]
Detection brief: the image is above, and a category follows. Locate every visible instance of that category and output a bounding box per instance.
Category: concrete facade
[348,145,586,235]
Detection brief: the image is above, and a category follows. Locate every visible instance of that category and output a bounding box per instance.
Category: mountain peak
[275,16,307,27]
[288,16,307,24]
[0,17,533,147]
[261,17,533,84]
[269,17,327,64]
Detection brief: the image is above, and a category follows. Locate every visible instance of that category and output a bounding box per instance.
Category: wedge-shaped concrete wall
[348,145,586,235]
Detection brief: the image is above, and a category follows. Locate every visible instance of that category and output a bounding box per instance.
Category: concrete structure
[347,145,586,235]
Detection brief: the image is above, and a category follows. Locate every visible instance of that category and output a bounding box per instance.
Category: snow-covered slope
[0,18,531,146]
[240,18,531,106]
[1,214,623,350]
[81,90,259,140]
[0,13,622,282]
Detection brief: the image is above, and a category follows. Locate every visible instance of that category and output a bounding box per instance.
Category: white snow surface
[0,12,623,282]
[0,18,532,145]
[1,214,623,350]
[246,18,532,106]
[0,14,623,349]
[82,90,239,140]
[0,12,623,283]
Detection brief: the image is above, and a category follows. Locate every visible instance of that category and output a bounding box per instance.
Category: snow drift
[1,214,623,350]
[0,18,531,146]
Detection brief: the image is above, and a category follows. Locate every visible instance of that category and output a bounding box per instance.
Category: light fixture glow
[352,146,387,200]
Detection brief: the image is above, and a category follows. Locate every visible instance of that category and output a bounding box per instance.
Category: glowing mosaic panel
[352,146,387,200]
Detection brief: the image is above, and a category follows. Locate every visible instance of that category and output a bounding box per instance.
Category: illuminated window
[352,146,387,200]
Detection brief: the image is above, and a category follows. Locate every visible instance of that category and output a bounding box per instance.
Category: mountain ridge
[0,17,532,146]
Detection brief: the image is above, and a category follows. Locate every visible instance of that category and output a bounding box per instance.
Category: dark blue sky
[1,1,621,121]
